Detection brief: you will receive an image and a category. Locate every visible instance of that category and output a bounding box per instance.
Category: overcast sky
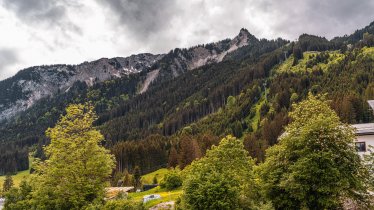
[1,0,374,80]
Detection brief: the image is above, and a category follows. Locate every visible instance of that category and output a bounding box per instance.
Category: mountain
[1,22,374,175]
[332,21,374,44]
[0,53,163,121]
[139,28,257,92]
[0,29,256,121]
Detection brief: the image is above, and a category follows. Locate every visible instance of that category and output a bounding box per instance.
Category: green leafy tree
[364,146,374,189]
[100,200,145,210]
[231,120,243,138]
[182,135,268,210]
[112,171,124,187]
[160,169,182,190]
[226,95,236,108]
[4,180,32,210]
[9,104,115,209]
[2,174,14,192]
[122,169,133,187]
[258,94,370,209]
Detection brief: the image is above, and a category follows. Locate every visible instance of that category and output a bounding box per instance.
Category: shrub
[85,200,144,210]
[101,200,145,210]
[160,169,182,190]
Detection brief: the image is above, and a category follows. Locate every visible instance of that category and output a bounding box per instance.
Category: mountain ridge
[0,28,257,121]
[1,21,374,175]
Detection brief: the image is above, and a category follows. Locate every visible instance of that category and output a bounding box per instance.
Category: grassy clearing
[0,169,30,190]
[141,168,168,185]
[245,88,269,132]
[277,51,345,74]
[251,98,265,131]
[124,168,182,208]
[128,186,183,208]
[0,157,33,189]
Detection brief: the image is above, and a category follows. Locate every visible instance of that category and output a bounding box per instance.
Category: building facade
[353,100,374,156]
[353,123,374,156]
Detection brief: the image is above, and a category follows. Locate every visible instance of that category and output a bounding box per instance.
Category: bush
[3,180,32,210]
[182,135,266,209]
[160,169,182,190]
[101,200,145,210]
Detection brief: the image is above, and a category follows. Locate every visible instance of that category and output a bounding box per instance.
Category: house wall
[356,134,374,156]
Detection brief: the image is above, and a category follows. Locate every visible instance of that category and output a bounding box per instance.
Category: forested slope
[1,23,374,176]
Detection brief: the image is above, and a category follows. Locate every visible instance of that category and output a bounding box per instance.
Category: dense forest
[0,22,374,176]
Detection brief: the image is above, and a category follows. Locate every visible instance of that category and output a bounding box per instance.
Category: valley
[1,16,374,210]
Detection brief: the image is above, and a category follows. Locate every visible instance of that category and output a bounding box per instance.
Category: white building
[352,100,374,156]
[353,123,374,156]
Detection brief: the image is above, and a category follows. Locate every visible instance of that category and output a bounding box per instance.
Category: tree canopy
[258,94,370,209]
[182,135,269,210]
[2,174,14,193]
[5,104,115,210]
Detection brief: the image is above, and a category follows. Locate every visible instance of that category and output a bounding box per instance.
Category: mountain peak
[238,28,252,38]
[234,28,257,45]
[236,28,257,43]
[239,28,250,35]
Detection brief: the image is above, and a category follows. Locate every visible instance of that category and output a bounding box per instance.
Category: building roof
[352,123,374,135]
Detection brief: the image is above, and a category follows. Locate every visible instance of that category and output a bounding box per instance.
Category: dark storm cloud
[2,0,65,24]
[97,0,178,39]
[0,49,18,75]
[254,0,374,39]
[1,0,81,33]
[1,0,374,81]
[96,0,374,48]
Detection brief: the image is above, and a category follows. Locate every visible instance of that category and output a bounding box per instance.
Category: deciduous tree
[182,135,268,210]
[258,94,370,209]
[27,104,114,209]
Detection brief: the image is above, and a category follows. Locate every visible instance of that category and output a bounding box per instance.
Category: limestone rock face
[0,53,163,120]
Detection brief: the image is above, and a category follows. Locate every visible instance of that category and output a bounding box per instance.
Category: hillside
[0,54,164,121]
[0,22,374,176]
[0,29,286,175]
[0,28,258,123]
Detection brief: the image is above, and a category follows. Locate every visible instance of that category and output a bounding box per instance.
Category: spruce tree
[133,166,142,190]
[2,174,14,192]
[123,169,133,187]
[167,147,178,168]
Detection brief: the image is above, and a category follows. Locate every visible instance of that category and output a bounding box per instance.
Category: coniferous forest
[1,11,374,209]
[1,23,374,175]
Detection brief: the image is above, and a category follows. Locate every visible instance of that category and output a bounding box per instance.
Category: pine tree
[178,135,202,169]
[123,169,133,187]
[133,166,142,190]
[152,175,158,184]
[2,174,14,192]
[167,147,178,168]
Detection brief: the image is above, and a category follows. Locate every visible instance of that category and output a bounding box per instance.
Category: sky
[1,0,374,80]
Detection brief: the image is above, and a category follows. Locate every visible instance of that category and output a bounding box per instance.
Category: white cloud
[0,0,373,80]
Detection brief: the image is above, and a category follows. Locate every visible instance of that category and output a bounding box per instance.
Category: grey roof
[368,100,374,112]
[352,123,374,135]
